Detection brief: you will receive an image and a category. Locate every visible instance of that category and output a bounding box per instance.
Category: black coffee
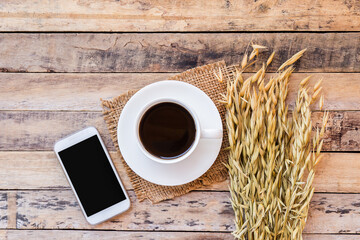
[139,102,196,160]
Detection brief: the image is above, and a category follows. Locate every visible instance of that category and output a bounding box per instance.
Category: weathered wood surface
[304,235,359,240]
[14,190,234,231]
[0,230,232,240]
[0,152,359,194]
[0,151,130,191]
[1,111,359,151]
[0,73,170,111]
[0,33,359,73]
[0,193,7,229]
[1,2,359,238]
[0,111,112,151]
[0,190,356,233]
[0,0,359,32]
[0,230,353,240]
[1,73,360,111]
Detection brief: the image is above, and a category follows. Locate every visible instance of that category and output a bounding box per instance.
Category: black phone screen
[58,135,126,217]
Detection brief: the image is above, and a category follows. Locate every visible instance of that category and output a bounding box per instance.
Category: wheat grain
[252,44,267,49]
[278,49,307,71]
[319,95,324,110]
[224,47,327,240]
[267,51,276,66]
[314,79,323,92]
[214,68,223,83]
[241,53,248,69]
[300,76,311,87]
[312,87,323,102]
[249,49,258,61]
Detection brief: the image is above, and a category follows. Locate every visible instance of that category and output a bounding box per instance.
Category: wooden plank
[0,111,113,151]
[0,152,131,191]
[0,193,7,228]
[5,192,16,229]
[0,152,359,194]
[303,235,360,240]
[15,190,233,231]
[1,73,359,111]
[0,230,232,239]
[305,194,360,234]
[0,73,171,111]
[0,230,355,240]
[13,190,360,233]
[0,0,359,32]
[313,153,360,193]
[0,110,359,151]
[0,33,359,73]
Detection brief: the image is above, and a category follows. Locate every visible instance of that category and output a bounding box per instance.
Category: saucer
[117,80,223,186]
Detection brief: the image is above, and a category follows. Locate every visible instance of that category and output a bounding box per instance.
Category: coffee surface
[139,102,196,160]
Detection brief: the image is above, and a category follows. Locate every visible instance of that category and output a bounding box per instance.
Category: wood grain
[304,234,359,240]
[0,111,112,151]
[1,73,360,111]
[0,73,170,111]
[306,194,360,234]
[0,0,359,32]
[0,230,352,240]
[9,190,360,233]
[1,111,359,151]
[15,190,233,231]
[0,152,131,191]
[0,230,233,240]
[0,151,359,194]
[0,193,7,229]
[0,231,356,240]
[0,33,359,73]
[0,0,359,238]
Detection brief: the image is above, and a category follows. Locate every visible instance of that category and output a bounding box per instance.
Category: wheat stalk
[222,47,328,240]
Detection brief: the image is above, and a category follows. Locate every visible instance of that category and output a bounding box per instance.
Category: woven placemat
[101,61,235,203]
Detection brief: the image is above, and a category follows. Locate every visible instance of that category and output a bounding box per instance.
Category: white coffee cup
[135,98,222,164]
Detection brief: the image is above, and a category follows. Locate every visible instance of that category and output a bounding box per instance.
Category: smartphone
[54,126,130,225]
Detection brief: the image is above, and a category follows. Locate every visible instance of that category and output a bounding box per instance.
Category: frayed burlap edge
[101,61,234,203]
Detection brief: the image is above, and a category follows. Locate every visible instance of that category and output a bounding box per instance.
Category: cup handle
[201,129,223,139]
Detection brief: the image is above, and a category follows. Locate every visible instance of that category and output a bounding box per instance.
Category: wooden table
[0,1,360,239]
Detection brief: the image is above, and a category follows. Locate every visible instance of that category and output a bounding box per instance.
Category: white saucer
[117,80,223,186]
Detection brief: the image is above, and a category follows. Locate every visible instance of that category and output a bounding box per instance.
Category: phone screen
[58,135,126,217]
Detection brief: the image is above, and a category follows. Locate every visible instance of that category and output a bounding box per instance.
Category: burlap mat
[101,61,235,203]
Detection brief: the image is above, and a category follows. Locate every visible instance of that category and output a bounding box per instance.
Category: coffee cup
[135,98,222,164]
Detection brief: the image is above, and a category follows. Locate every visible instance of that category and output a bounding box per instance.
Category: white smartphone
[54,126,130,225]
